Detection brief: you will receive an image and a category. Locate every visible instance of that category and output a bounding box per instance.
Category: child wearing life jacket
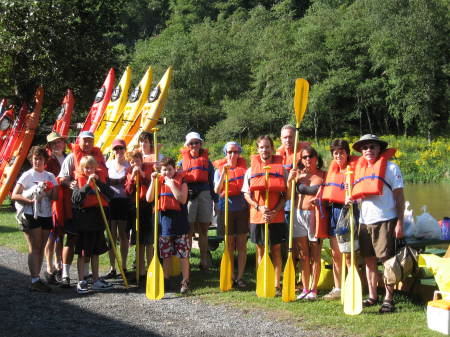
[71,155,114,294]
[147,157,190,294]
[124,150,153,282]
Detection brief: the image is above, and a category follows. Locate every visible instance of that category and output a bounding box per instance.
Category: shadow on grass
[0,203,14,213]
[0,225,20,234]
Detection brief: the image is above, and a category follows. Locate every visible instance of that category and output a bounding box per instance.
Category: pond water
[404,183,450,220]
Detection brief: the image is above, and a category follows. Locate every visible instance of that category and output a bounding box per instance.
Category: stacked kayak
[52,89,74,138]
[0,101,14,150]
[0,87,44,204]
[95,66,131,150]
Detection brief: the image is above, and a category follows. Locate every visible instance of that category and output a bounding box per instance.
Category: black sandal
[379,300,396,313]
[362,297,378,307]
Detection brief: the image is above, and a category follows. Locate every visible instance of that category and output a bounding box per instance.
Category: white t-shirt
[359,161,404,225]
[17,168,58,217]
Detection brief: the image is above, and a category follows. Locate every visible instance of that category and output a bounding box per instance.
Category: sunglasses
[188,141,201,146]
[113,146,125,151]
[227,150,239,154]
[302,155,315,160]
[361,144,378,151]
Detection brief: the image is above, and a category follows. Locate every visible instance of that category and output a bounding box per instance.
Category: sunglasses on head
[361,144,378,151]
[302,154,315,160]
[227,150,239,154]
[113,146,125,151]
[188,141,201,146]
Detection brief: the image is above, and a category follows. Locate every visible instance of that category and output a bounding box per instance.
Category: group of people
[12,125,405,313]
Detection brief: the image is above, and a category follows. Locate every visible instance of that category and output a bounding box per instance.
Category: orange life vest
[181,148,209,183]
[249,155,286,224]
[213,157,247,197]
[72,143,107,182]
[322,156,359,204]
[125,165,151,200]
[76,173,108,208]
[351,148,396,200]
[158,174,184,211]
[276,143,310,171]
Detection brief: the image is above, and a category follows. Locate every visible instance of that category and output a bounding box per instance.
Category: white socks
[62,264,70,278]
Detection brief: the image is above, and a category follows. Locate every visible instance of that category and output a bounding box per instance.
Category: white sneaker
[306,290,317,300]
[297,289,310,300]
[323,287,341,300]
[77,280,89,294]
[92,279,113,291]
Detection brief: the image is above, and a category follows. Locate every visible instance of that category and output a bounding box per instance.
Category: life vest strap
[323,182,345,190]
[160,192,175,197]
[228,176,244,182]
[353,174,392,191]
[250,172,283,179]
[188,166,208,172]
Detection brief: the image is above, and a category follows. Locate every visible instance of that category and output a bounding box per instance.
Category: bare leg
[107,221,118,271]
[236,234,247,281]
[54,233,64,270]
[365,256,378,300]
[163,258,171,279]
[198,222,210,268]
[77,255,84,281]
[256,244,264,265]
[146,244,153,270]
[45,235,56,273]
[91,255,100,282]
[298,236,311,290]
[310,240,323,290]
[270,244,282,288]
[62,234,76,265]
[117,220,129,270]
[330,236,342,289]
[227,236,236,278]
[23,228,48,278]
[180,257,189,282]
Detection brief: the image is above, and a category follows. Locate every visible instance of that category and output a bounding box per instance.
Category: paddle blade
[256,253,276,298]
[146,257,164,300]
[293,78,309,128]
[169,256,181,276]
[341,253,346,304]
[343,266,363,315]
[219,249,233,291]
[282,254,296,302]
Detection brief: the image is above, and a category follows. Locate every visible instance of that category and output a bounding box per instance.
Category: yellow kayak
[127,67,173,149]
[102,66,152,154]
[95,66,131,149]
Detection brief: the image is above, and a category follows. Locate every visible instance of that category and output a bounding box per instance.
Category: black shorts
[75,230,108,257]
[20,214,52,232]
[250,222,287,246]
[109,198,130,221]
[130,201,154,245]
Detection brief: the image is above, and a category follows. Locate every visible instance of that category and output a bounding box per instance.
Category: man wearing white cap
[179,132,216,270]
[57,131,108,287]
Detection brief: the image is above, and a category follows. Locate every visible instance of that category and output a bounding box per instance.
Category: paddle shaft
[224,168,229,249]
[264,166,270,294]
[135,174,140,286]
[153,129,159,260]
[93,180,128,288]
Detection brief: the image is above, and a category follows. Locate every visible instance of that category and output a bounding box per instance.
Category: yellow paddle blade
[343,266,363,315]
[293,78,309,128]
[341,253,346,304]
[282,253,296,302]
[146,256,164,300]
[169,256,181,276]
[219,249,233,291]
[256,252,276,298]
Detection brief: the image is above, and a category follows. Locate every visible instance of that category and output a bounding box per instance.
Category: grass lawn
[0,203,444,337]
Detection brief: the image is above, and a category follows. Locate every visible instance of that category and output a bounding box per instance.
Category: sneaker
[102,269,117,279]
[275,287,282,297]
[84,273,94,285]
[44,271,58,285]
[59,276,71,288]
[54,269,62,283]
[297,289,310,300]
[180,280,189,294]
[30,279,51,293]
[77,280,89,294]
[235,279,247,289]
[306,290,317,300]
[92,279,113,291]
[323,287,341,300]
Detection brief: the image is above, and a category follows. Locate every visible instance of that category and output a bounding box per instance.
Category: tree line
[0,0,448,143]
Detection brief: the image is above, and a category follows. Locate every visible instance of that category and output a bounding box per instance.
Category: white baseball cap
[184,132,203,146]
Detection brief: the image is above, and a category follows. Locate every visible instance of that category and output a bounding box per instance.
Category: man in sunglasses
[351,134,404,314]
[179,132,216,270]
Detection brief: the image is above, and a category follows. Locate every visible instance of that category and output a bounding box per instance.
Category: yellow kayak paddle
[220,167,233,291]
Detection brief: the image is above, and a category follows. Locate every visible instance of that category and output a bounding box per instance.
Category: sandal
[236,279,246,289]
[379,300,396,314]
[362,297,378,307]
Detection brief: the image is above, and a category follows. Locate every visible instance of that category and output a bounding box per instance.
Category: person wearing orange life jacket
[147,157,190,294]
[58,131,107,287]
[320,139,359,300]
[124,150,153,282]
[72,155,114,294]
[242,135,287,295]
[213,141,249,288]
[350,134,404,314]
[287,146,326,300]
[43,131,67,285]
[178,132,216,271]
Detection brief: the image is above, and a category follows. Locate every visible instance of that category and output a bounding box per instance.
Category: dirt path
[0,246,328,337]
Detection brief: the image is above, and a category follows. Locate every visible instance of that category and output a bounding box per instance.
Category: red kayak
[52,89,74,138]
[79,68,115,135]
[0,102,14,150]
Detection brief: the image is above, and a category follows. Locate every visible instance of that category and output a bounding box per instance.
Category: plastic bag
[415,206,441,240]
[335,205,359,253]
[383,239,418,285]
[403,201,416,237]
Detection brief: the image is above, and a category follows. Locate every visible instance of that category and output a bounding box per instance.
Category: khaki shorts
[187,190,213,227]
[358,218,396,260]
[217,209,249,236]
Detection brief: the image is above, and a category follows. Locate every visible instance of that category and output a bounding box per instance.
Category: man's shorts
[187,190,213,225]
[294,209,318,242]
[250,222,286,246]
[217,209,249,236]
[159,234,191,259]
[358,218,397,260]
